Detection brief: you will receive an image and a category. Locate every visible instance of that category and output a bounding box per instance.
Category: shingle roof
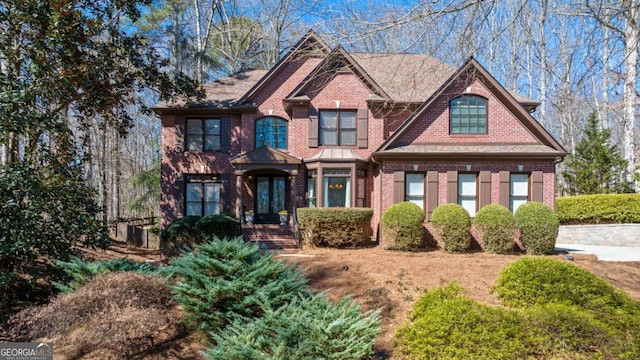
[152,69,268,111]
[376,143,564,157]
[350,53,456,103]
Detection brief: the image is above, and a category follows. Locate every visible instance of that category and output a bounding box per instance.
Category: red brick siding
[396,76,539,145]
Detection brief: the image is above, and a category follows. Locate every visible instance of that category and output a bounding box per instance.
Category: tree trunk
[622,0,638,185]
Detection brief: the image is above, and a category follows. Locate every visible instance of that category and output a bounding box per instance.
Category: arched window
[255,116,287,149]
[450,95,487,134]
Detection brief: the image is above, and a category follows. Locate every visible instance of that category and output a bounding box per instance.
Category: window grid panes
[458,173,477,217]
[319,110,357,146]
[255,117,287,149]
[307,170,317,208]
[187,118,221,151]
[405,173,425,210]
[510,174,529,213]
[450,96,487,134]
[186,181,220,216]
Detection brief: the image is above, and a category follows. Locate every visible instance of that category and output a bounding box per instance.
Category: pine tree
[562,112,632,195]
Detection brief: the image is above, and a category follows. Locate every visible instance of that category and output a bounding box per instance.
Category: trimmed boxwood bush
[161,214,240,255]
[205,293,380,360]
[168,236,310,333]
[556,193,640,224]
[381,202,425,251]
[514,202,559,255]
[474,204,516,254]
[430,204,471,252]
[297,207,373,248]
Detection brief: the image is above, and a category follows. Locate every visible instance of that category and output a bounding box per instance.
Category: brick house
[153,30,567,242]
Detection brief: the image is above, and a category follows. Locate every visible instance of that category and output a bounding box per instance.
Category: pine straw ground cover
[4,241,639,360]
[6,272,205,359]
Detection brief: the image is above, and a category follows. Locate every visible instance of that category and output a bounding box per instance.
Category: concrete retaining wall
[557,224,640,247]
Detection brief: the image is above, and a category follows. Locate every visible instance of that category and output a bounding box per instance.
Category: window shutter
[221,117,231,152]
[478,171,491,209]
[531,171,543,202]
[357,108,368,148]
[176,177,185,217]
[426,171,439,221]
[175,121,185,152]
[499,171,510,208]
[309,115,319,148]
[393,171,405,203]
[447,171,458,203]
[220,173,231,213]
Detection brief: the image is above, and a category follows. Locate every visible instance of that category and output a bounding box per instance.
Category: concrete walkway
[555,243,640,262]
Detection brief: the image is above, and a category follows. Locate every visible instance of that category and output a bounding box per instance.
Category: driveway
[555,243,640,262]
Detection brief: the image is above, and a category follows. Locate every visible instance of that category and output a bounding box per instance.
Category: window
[319,110,356,146]
[187,118,221,151]
[405,173,424,209]
[450,95,487,134]
[323,169,351,207]
[307,170,317,207]
[510,174,529,213]
[255,116,287,149]
[185,177,220,216]
[458,173,477,217]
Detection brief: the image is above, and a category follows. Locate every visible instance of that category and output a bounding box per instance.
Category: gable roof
[374,57,567,157]
[351,53,456,103]
[237,29,331,104]
[286,45,391,101]
[230,145,301,165]
[152,69,268,113]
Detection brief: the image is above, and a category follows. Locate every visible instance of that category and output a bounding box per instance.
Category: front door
[255,176,286,223]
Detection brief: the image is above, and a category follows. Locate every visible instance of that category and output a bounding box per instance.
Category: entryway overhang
[231,145,301,175]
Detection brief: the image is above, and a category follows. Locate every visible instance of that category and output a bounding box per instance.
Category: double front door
[255,175,286,224]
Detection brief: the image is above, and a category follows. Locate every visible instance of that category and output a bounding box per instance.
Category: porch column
[235,170,243,219]
[289,174,297,214]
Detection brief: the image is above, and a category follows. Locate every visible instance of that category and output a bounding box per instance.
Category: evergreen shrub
[381,202,425,251]
[53,257,159,293]
[474,204,516,254]
[556,194,640,224]
[430,204,471,252]
[493,257,640,357]
[396,280,630,359]
[514,202,559,254]
[296,208,373,247]
[205,293,380,360]
[161,214,240,255]
[168,236,309,332]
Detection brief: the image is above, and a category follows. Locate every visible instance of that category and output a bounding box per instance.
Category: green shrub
[493,257,640,358]
[195,214,239,239]
[395,283,530,360]
[514,202,559,255]
[160,216,201,255]
[396,282,627,359]
[556,194,640,224]
[381,202,425,251]
[52,257,160,293]
[167,236,309,333]
[205,293,380,360]
[474,204,516,254]
[493,257,632,313]
[296,208,373,247]
[430,204,471,252]
[161,215,240,255]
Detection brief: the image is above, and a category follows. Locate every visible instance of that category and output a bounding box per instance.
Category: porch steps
[243,224,299,250]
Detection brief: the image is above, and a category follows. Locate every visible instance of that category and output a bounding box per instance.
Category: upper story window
[319,110,356,146]
[450,95,487,134]
[187,118,221,151]
[256,116,287,149]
